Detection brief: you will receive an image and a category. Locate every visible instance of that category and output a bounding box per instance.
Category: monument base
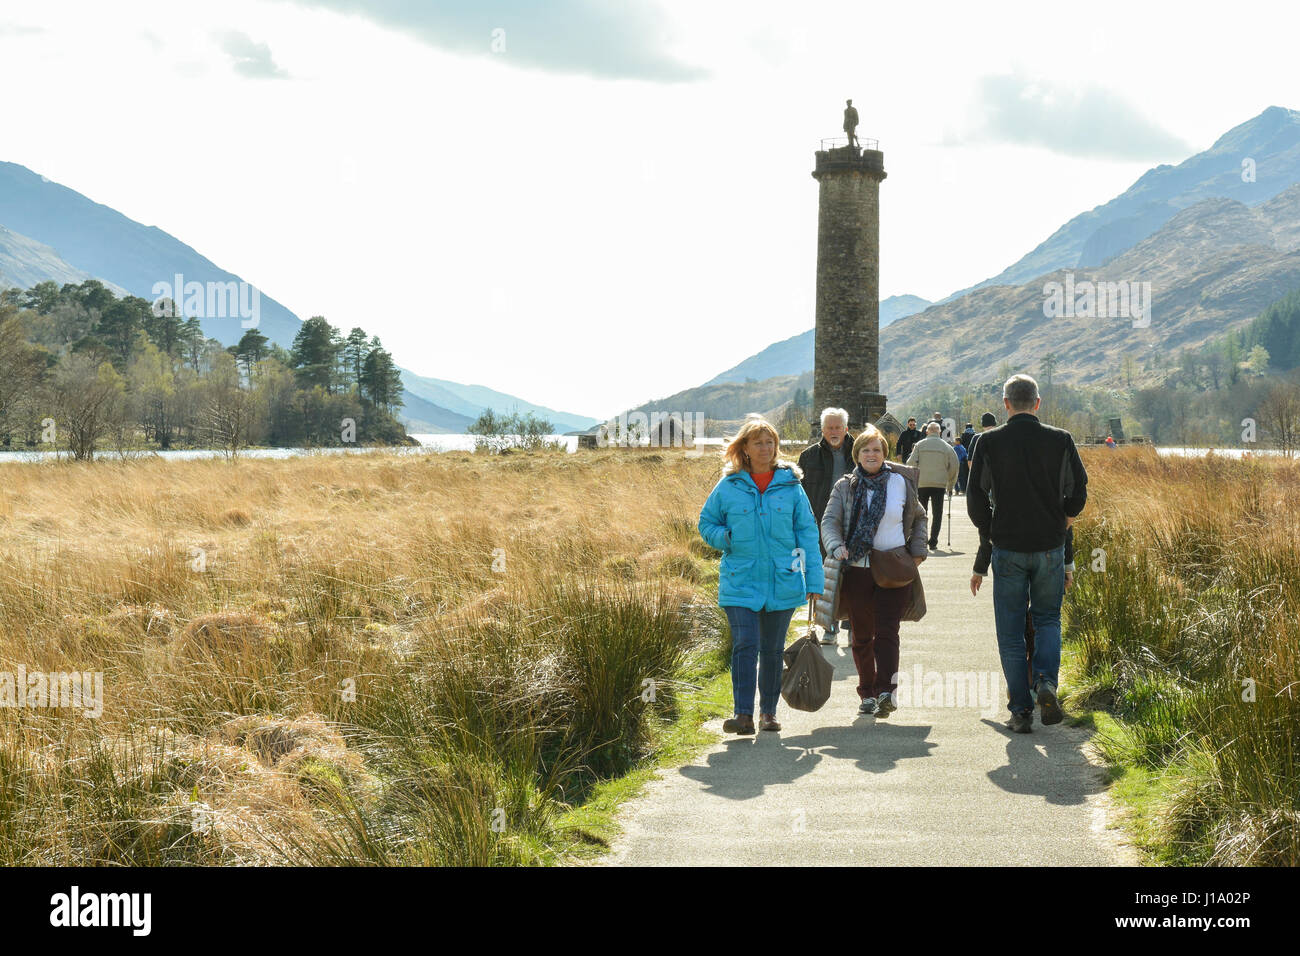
[856,393,888,432]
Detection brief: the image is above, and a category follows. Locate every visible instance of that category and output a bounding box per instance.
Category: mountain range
[0,161,600,435]
[941,105,1300,301]
[669,105,1300,416]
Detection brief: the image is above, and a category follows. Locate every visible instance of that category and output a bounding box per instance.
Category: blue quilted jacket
[698,464,825,611]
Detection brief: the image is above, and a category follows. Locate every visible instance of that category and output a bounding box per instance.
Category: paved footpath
[606,501,1136,866]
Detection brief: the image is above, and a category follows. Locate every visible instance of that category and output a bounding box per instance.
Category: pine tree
[290,316,341,392]
[342,327,370,390]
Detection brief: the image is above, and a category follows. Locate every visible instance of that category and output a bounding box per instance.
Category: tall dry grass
[1067,446,1300,865]
[0,448,729,865]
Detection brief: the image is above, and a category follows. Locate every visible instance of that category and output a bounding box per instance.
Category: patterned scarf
[845,464,891,562]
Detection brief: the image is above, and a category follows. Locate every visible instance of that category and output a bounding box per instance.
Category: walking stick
[947,487,952,548]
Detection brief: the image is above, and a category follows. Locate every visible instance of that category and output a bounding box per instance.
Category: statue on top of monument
[843,99,860,149]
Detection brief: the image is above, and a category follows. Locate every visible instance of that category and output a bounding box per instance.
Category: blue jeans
[723,605,795,716]
[991,545,1065,715]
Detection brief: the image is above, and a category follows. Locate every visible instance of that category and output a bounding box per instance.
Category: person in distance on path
[895,417,923,463]
[820,426,928,720]
[906,422,959,551]
[967,375,1088,734]
[966,412,997,465]
[699,416,823,735]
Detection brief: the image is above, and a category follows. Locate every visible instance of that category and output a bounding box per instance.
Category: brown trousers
[842,566,913,699]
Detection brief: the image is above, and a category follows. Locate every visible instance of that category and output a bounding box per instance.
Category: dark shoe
[858,696,879,716]
[1006,712,1032,734]
[875,692,897,718]
[759,714,781,732]
[928,540,939,551]
[723,715,755,735]
[1036,681,1063,725]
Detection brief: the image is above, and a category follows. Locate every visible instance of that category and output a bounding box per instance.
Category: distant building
[653,413,683,447]
[874,411,903,442]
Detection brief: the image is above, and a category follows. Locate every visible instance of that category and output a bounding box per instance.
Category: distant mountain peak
[936,105,1300,303]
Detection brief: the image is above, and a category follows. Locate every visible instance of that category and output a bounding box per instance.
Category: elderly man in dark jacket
[798,407,855,644]
[967,375,1087,734]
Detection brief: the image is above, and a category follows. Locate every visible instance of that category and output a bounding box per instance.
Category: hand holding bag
[781,598,835,712]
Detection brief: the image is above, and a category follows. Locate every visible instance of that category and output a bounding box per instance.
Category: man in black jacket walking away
[799,407,855,644]
[966,375,1087,734]
[966,412,997,465]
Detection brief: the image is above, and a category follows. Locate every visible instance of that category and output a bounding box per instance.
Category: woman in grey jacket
[821,426,929,718]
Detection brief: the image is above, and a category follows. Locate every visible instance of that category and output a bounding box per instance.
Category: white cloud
[970,71,1191,160]
[215,29,288,78]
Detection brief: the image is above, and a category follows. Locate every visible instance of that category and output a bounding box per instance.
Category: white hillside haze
[0,224,127,296]
[399,369,601,435]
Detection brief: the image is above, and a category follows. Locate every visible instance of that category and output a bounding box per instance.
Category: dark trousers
[957,460,969,493]
[842,567,911,699]
[918,487,945,544]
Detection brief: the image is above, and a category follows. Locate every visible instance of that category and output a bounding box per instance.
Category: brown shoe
[723,715,755,735]
[759,714,781,732]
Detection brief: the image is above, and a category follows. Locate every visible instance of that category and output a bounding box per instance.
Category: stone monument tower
[811,102,887,436]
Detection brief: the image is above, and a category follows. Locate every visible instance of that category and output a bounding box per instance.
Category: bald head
[926,422,941,436]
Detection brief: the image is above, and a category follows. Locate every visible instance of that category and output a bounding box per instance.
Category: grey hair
[1003,374,1040,412]
[925,422,941,435]
[819,407,850,428]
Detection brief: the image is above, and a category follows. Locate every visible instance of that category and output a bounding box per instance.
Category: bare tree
[52,353,127,461]
[1259,381,1300,457]
[204,352,256,458]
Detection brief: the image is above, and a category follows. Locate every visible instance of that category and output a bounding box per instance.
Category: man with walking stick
[906,422,959,552]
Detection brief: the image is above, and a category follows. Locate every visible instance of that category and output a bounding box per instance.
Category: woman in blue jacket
[698,417,824,734]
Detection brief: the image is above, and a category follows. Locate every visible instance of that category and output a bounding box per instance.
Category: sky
[1,0,1297,419]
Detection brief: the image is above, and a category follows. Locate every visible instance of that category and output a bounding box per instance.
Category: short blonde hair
[723,416,782,475]
[851,425,891,463]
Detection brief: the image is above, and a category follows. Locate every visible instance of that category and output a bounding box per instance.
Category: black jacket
[797,435,855,522]
[895,427,923,462]
[966,413,1087,554]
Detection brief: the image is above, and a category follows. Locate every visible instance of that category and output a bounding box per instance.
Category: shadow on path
[980,718,1107,805]
[678,721,937,800]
